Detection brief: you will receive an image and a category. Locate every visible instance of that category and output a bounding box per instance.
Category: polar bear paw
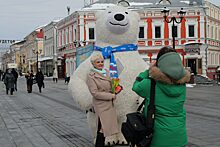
[117,132,128,145]
[105,134,118,146]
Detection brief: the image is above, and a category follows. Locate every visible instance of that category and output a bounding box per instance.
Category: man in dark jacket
[0,70,2,80]
[25,70,34,93]
[35,70,44,93]
[4,69,15,95]
[11,68,18,91]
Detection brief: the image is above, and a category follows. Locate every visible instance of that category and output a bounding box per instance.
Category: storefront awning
[38,56,53,62]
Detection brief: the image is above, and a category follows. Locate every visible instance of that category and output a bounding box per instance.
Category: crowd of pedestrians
[1,68,46,94]
[1,68,69,95]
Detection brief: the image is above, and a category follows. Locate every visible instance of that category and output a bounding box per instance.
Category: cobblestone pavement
[0,77,93,147]
[0,77,220,147]
[185,85,220,147]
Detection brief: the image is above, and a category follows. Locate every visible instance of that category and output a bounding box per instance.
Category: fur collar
[149,66,191,84]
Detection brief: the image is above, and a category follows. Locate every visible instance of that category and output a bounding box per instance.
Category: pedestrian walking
[2,70,6,81]
[132,46,190,147]
[35,69,44,93]
[64,73,70,84]
[0,70,2,80]
[11,68,18,91]
[53,68,58,83]
[86,53,120,146]
[4,69,15,95]
[25,70,34,93]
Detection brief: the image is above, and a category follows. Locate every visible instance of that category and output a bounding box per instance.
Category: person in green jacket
[132,46,190,147]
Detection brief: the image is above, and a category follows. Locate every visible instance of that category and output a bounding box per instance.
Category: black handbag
[121,79,156,147]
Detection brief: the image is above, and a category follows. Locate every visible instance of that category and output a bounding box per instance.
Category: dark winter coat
[25,73,34,85]
[12,70,18,82]
[35,72,44,87]
[132,66,190,147]
[4,73,15,89]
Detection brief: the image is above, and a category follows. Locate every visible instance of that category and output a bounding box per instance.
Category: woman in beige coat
[87,53,119,146]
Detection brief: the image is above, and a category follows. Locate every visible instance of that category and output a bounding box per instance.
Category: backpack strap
[146,78,156,132]
[137,78,156,112]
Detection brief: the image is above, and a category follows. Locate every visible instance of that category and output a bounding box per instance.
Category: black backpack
[121,79,156,147]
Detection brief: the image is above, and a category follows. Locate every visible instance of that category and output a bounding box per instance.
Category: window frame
[139,26,145,39]
[89,28,95,40]
[155,26,161,38]
[188,25,195,38]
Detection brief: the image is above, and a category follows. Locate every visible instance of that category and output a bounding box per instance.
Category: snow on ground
[186,84,196,88]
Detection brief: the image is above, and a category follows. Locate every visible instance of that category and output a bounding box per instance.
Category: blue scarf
[94,44,138,78]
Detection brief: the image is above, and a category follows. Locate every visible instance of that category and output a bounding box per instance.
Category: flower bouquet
[112,78,123,94]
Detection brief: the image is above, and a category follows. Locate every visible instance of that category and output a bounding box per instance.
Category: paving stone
[0,78,219,146]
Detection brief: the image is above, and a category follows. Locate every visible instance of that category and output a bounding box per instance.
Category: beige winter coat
[86,69,119,137]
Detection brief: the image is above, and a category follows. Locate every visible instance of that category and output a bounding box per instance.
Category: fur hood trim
[149,66,191,84]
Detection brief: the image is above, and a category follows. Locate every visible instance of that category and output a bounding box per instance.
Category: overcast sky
[0,0,84,40]
[0,0,219,40]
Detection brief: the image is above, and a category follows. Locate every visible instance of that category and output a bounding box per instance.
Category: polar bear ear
[117,0,130,7]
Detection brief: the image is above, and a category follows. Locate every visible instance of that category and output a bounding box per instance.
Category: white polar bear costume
[68,5,149,145]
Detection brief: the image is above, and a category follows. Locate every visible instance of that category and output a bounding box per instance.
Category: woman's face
[93,58,104,70]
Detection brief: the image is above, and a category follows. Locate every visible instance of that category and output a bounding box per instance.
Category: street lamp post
[19,55,22,72]
[32,49,42,72]
[161,7,186,49]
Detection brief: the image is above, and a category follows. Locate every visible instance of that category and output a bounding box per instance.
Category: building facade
[1,0,218,79]
[0,40,16,71]
[56,0,219,77]
[22,27,44,74]
[56,10,96,78]
[205,0,220,78]
[10,40,26,72]
[42,21,59,76]
[8,0,216,79]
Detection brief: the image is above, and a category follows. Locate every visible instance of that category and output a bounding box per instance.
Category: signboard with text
[0,39,17,52]
[0,40,16,44]
[76,44,94,68]
[184,43,201,55]
[7,63,18,69]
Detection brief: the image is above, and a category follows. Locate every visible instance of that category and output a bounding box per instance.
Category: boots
[95,132,105,147]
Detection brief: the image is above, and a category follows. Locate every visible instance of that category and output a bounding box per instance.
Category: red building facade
[56,1,220,78]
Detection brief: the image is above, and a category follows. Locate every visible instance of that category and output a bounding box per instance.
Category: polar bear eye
[125,12,128,14]
[108,11,112,13]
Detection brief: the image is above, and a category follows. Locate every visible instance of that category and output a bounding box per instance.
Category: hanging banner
[0,40,16,44]
[76,44,94,68]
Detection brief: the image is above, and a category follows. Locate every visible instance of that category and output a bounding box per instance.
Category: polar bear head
[96,5,140,45]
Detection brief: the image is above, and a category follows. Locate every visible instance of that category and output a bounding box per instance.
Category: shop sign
[57,60,62,65]
[46,61,53,65]
[7,63,17,69]
[0,40,16,44]
[76,44,94,68]
[184,43,200,55]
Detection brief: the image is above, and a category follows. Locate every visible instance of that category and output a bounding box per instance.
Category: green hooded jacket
[132,67,190,147]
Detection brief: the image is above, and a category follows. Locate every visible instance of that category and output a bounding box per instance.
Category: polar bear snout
[114,14,125,21]
[106,12,130,34]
